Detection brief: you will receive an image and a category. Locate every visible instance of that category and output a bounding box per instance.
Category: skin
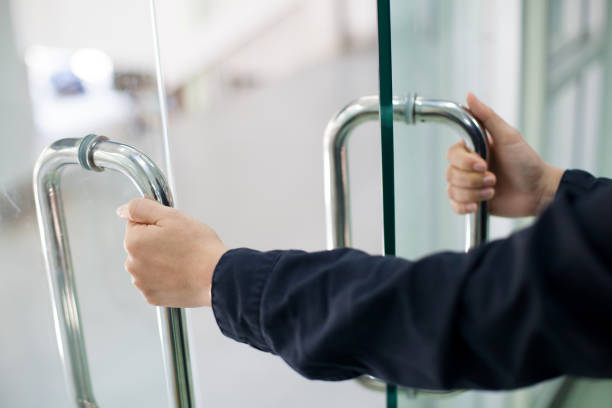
[117,199,228,307]
[118,92,564,308]
[446,93,563,217]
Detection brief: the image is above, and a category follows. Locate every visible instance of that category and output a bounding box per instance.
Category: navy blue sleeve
[211,170,612,390]
[556,169,612,197]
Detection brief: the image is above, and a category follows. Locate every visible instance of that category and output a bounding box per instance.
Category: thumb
[466,92,518,144]
[116,197,170,225]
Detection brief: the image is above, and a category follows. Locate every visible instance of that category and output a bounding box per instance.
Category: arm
[211,178,612,390]
[116,171,612,390]
[117,93,612,391]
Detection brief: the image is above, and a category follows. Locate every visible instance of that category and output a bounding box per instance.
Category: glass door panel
[1,0,178,406]
[381,2,536,405]
[387,0,523,259]
[152,1,385,407]
[379,0,612,407]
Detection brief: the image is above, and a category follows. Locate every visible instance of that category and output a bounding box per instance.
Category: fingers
[124,255,165,305]
[123,224,146,256]
[446,140,495,214]
[445,166,496,189]
[116,197,172,225]
[446,140,487,172]
[450,200,478,215]
[447,184,495,203]
[123,227,167,306]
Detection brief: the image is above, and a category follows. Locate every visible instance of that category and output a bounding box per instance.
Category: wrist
[205,244,230,306]
[534,164,564,215]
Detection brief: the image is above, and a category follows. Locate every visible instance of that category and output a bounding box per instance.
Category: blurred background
[1,0,612,407]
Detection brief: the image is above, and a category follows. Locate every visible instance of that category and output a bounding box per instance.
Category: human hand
[445,93,563,217]
[117,198,228,307]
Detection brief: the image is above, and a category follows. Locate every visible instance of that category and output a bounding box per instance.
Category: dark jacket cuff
[211,247,281,352]
[555,169,598,198]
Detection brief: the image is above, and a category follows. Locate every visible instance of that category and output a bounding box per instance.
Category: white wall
[10,0,156,71]
[10,0,377,89]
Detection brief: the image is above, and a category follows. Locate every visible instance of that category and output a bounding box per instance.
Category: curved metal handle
[33,135,194,408]
[324,94,489,252]
[323,95,489,393]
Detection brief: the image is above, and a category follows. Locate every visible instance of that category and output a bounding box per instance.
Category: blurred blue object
[51,70,84,95]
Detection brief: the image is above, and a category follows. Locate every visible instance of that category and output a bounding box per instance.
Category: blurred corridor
[3,0,612,407]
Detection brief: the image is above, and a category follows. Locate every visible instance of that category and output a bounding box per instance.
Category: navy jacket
[211,170,612,390]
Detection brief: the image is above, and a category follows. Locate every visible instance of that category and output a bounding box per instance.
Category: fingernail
[481,188,494,199]
[116,204,129,219]
[483,175,496,186]
[466,203,478,212]
[473,162,486,172]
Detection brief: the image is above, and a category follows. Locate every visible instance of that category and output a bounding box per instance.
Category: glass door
[1,0,187,406]
[376,3,536,406]
[4,0,389,407]
[376,0,612,407]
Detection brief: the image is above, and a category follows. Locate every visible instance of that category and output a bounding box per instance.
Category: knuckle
[124,235,139,254]
[143,291,161,306]
[450,200,464,214]
[133,282,155,304]
[447,148,462,165]
[123,235,132,252]
[448,169,464,186]
[447,142,462,163]
[124,257,142,278]
[132,278,143,291]
[445,167,452,182]
[125,230,149,255]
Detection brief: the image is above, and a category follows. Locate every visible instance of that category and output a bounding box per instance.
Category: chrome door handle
[324,93,488,252]
[34,135,194,408]
[323,94,489,393]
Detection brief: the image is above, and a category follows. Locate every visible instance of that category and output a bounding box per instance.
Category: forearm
[212,247,468,384]
[211,172,612,390]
